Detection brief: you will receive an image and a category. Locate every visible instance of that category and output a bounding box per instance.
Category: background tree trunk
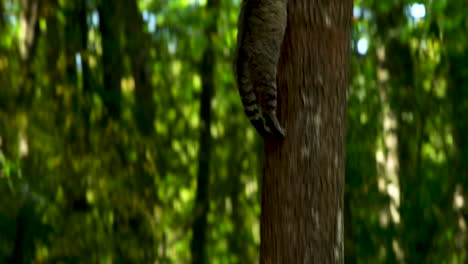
[446,22,468,261]
[98,1,123,120]
[190,0,219,263]
[123,0,156,136]
[18,0,40,106]
[260,0,352,263]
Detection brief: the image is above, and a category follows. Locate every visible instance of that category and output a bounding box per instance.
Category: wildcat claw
[250,117,271,138]
[263,112,286,139]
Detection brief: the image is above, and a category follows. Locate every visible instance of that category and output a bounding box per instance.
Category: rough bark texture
[260,0,352,263]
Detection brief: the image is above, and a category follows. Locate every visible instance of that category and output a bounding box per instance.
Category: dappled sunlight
[410,3,426,20]
[454,185,465,211]
[121,77,136,94]
[357,37,368,55]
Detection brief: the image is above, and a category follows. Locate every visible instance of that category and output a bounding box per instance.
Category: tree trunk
[123,0,156,136]
[447,37,468,263]
[77,0,93,150]
[0,1,4,27]
[98,1,122,120]
[260,0,352,263]
[226,120,250,263]
[374,5,435,262]
[190,0,219,263]
[18,0,40,106]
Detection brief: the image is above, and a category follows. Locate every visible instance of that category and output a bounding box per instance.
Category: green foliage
[0,0,466,263]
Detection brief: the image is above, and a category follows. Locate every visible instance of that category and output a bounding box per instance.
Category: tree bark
[190,0,219,263]
[260,0,352,263]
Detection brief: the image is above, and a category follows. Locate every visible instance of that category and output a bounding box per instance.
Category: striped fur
[234,0,287,138]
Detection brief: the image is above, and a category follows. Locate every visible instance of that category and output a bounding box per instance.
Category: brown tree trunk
[260,0,352,263]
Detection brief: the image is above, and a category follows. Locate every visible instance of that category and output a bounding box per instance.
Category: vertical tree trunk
[44,0,60,84]
[374,5,436,262]
[190,0,219,263]
[77,0,93,149]
[78,0,91,96]
[443,2,467,259]
[226,121,250,263]
[123,0,155,136]
[447,43,468,262]
[98,1,122,120]
[18,0,40,106]
[374,43,400,263]
[19,0,40,62]
[44,0,66,129]
[260,0,352,263]
[0,1,4,27]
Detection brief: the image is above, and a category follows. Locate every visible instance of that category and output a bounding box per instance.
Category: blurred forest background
[0,0,467,263]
